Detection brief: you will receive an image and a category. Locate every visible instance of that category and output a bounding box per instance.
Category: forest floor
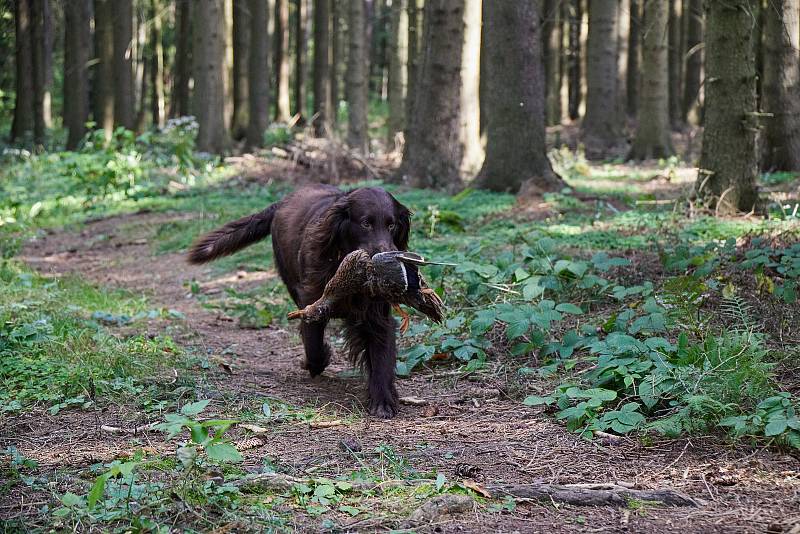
[2,147,800,532]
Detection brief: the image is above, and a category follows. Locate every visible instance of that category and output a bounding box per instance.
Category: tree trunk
[543,0,563,126]
[247,0,271,147]
[566,0,581,121]
[616,0,629,123]
[760,0,800,171]
[313,0,331,135]
[405,0,423,130]
[629,0,674,159]
[31,0,46,143]
[387,0,408,149]
[231,0,250,139]
[172,0,193,117]
[293,0,307,118]
[681,0,702,124]
[581,0,623,158]
[64,0,91,149]
[41,0,52,129]
[113,0,135,130]
[330,0,342,124]
[459,0,482,177]
[626,0,640,118]
[150,0,165,128]
[275,0,292,121]
[475,0,564,195]
[668,0,683,129]
[696,0,760,214]
[346,0,369,153]
[194,0,229,153]
[11,0,34,142]
[397,0,471,190]
[134,6,148,133]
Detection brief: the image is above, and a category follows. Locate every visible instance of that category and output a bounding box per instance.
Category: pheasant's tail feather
[416,288,445,324]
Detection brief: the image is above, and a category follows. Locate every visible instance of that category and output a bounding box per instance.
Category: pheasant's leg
[300,320,331,377]
[393,304,410,334]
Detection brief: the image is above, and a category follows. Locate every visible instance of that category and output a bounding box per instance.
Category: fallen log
[484,482,702,507]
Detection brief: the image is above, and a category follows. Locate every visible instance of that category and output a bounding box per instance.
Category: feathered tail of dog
[187,202,279,264]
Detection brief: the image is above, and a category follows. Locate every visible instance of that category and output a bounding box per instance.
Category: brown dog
[188,185,412,418]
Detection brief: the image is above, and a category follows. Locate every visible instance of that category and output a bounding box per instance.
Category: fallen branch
[402,495,474,527]
[484,482,701,507]
[100,422,158,434]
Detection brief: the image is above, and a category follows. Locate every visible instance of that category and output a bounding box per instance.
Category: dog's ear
[391,196,412,250]
[318,195,351,257]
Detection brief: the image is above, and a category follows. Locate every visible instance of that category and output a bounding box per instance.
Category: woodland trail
[11,209,800,533]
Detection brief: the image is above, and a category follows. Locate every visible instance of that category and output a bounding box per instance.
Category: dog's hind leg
[300,321,331,377]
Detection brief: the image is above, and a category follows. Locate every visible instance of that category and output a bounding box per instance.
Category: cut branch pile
[270,137,394,182]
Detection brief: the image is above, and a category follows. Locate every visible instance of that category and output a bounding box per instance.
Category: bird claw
[393,304,410,334]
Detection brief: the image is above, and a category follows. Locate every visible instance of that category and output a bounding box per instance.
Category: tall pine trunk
[194,0,229,153]
[247,0,271,147]
[681,0,702,123]
[616,0,629,125]
[543,0,563,126]
[581,0,623,158]
[459,0,482,177]
[668,0,683,129]
[397,0,469,190]
[626,0,640,118]
[387,0,407,149]
[172,0,192,117]
[696,0,759,214]
[231,0,251,139]
[476,0,564,195]
[41,0,52,129]
[64,0,91,149]
[11,0,34,142]
[330,0,342,123]
[760,0,800,171]
[293,0,307,118]
[629,0,674,159]
[313,0,331,135]
[150,0,165,128]
[31,0,45,143]
[346,0,368,153]
[566,0,581,121]
[404,0,423,130]
[275,0,292,121]
[113,0,135,130]
[92,0,114,138]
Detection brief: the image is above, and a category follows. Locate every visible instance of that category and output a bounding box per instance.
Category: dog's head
[320,187,411,258]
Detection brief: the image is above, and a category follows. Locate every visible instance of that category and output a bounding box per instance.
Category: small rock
[338,436,362,452]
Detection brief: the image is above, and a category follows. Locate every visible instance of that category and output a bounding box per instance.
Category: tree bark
[112,0,135,130]
[581,0,623,159]
[696,0,760,214]
[30,0,46,143]
[459,0,482,177]
[760,0,800,171]
[681,0,702,124]
[404,0,423,131]
[275,0,292,121]
[134,6,148,133]
[64,0,91,149]
[41,0,52,129]
[313,0,331,135]
[668,0,683,129]
[475,0,564,195]
[194,0,229,153]
[172,0,192,117]
[247,0,271,147]
[11,0,34,142]
[150,0,165,128]
[346,0,369,153]
[396,0,471,190]
[566,0,581,121]
[543,0,563,126]
[626,0,640,118]
[293,0,307,119]
[330,0,342,124]
[231,0,251,139]
[629,0,674,159]
[92,0,114,138]
[387,0,408,149]
[616,0,629,123]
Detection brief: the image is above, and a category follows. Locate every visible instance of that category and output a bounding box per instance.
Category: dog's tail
[187,202,280,264]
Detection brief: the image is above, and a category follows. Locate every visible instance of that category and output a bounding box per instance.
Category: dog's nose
[370,242,396,255]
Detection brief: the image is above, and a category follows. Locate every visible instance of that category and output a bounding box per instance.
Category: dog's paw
[368,397,399,419]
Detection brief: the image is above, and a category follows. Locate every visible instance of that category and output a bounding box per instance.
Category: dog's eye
[361,220,372,229]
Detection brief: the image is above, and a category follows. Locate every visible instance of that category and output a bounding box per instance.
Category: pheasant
[287,250,447,332]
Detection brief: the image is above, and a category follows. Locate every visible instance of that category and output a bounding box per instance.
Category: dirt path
[13,211,800,533]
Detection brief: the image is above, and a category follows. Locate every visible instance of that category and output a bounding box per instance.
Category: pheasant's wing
[321,249,371,300]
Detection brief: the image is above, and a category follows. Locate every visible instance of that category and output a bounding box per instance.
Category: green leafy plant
[155,399,244,464]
